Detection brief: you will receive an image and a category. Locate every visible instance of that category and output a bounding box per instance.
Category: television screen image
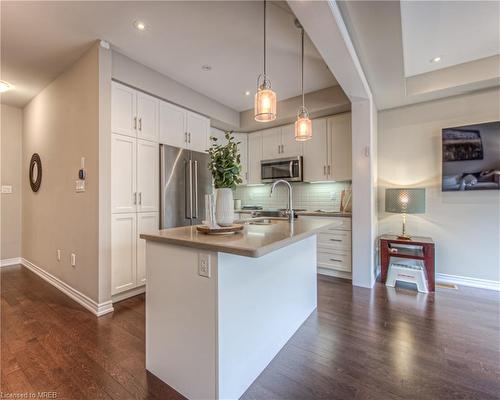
[442,121,500,191]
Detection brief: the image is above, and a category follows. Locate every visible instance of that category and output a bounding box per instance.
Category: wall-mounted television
[442,121,500,191]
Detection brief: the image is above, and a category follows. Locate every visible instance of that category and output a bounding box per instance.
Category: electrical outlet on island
[198,253,211,278]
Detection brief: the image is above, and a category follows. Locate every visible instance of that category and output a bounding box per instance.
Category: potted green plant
[208,131,242,226]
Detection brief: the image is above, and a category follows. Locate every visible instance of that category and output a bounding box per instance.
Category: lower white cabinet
[111,212,159,295]
[299,215,352,278]
[111,213,137,295]
[136,212,159,285]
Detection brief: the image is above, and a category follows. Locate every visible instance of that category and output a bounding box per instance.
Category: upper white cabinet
[111,134,136,214]
[261,127,282,160]
[136,91,159,142]
[159,101,210,153]
[303,119,328,182]
[247,133,263,184]
[112,81,159,142]
[302,113,352,182]
[328,113,352,181]
[280,124,303,158]
[159,102,186,149]
[261,125,302,160]
[111,83,136,137]
[186,111,210,153]
[112,134,159,214]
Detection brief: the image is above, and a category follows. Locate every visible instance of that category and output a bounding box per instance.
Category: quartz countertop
[140,219,335,258]
[296,211,352,218]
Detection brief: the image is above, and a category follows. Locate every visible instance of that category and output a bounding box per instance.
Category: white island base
[145,235,317,400]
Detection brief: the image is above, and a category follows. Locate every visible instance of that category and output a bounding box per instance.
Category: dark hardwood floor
[1,265,499,400]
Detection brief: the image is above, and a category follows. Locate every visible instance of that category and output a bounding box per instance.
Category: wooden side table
[379,234,435,292]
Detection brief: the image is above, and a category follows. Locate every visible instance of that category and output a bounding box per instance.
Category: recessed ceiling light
[201,65,212,71]
[0,80,12,93]
[134,21,146,31]
[431,56,441,63]
[245,91,251,96]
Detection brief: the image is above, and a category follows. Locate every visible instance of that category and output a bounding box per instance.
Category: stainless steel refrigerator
[160,144,213,228]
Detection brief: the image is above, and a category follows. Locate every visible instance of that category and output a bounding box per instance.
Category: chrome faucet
[270,179,294,223]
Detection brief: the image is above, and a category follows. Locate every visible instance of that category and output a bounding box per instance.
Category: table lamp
[385,188,425,240]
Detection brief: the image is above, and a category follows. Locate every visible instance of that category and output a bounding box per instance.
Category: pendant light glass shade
[295,107,312,141]
[254,1,277,122]
[255,76,277,122]
[295,24,312,141]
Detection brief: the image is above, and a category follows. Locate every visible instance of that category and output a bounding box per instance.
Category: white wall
[111,51,240,130]
[378,88,500,283]
[1,104,23,261]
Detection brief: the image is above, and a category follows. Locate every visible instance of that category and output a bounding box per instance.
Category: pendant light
[294,22,312,141]
[254,0,277,122]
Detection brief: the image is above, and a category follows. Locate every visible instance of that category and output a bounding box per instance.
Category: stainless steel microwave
[261,156,303,183]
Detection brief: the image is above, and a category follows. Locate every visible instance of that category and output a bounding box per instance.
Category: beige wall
[22,43,101,301]
[378,88,500,282]
[1,104,23,260]
[112,51,240,130]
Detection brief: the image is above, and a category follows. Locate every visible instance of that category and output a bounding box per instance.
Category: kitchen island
[140,219,334,400]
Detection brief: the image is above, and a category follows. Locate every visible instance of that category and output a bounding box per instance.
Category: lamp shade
[385,188,425,214]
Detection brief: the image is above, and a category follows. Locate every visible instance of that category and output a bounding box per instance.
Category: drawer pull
[330,258,342,262]
[329,239,342,242]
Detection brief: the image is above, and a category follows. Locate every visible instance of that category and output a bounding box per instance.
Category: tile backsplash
[234,181,351,211]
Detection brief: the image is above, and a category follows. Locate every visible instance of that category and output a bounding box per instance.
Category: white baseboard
[318,267,352,281]
[20,258,114,316]
[112,285,146,303]
[436,272,500,292]
[0,257,22,267]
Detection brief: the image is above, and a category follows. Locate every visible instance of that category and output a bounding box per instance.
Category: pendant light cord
[301,28,304,108]
[264,0,267,77]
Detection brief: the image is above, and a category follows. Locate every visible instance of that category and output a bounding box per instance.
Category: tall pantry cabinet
[111,81,159,297]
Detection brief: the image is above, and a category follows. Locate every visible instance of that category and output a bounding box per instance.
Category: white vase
[216,188,234,226]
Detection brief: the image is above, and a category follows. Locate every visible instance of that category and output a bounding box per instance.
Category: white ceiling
[400,1,500,77]
[337,0,500,110]
[0,1,337,110]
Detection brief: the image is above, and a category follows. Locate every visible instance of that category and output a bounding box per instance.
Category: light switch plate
[198,253,211,278]
[1,185,12,194]
[75,180,85,192]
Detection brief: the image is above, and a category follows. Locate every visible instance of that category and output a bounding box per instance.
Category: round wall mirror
[29,153,42,192]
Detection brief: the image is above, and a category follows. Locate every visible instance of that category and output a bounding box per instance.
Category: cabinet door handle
[139,192,142,205]
[188,132,191,143]
[281,144,284,153]
[277,144,280,154]
[323,165,327,175]
[134,192,137,205]
[134,117,137,130]
[327,165,331,175]
[329,238,342,242]
[330,258,342,262]
[138,118,142,131]
[185,132,188,143]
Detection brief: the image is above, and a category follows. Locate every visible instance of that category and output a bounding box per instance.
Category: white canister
[234,199,242,210]
[216,188,234,226]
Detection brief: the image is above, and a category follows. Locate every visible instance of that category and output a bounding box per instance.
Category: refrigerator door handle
[193,160,198,219]
[185,160,193,219]
[159,145,165,228]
